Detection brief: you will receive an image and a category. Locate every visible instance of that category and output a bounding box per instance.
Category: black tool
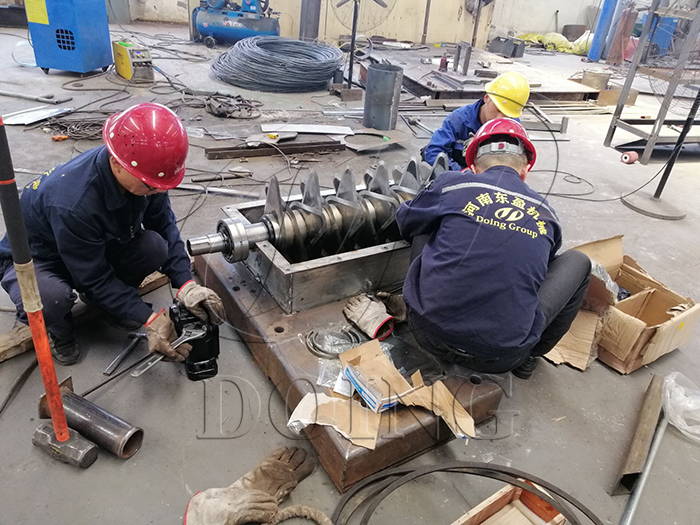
[169,302,220,381]
[103,333,147,376]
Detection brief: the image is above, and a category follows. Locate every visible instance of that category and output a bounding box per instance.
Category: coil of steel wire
[211,36,344,93]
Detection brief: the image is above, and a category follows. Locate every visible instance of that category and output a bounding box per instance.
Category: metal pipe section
[41,391,144,459]
[588,0,620,62]
[363,64,404,130]
[619,417,669,525]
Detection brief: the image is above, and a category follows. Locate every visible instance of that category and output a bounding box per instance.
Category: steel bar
[177,183,259,200]
[653,88,700,198]
[80,353,153,398]
[604,0,661,148]
[619,417,669,525]
[204,140,345,160]
[103,334,146,376]
[0,89,72,105]
[347,0,359,89]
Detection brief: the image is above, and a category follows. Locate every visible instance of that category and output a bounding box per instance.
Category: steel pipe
[40,391,144,459]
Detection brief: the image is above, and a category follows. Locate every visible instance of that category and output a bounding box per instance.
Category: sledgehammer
[0,118,97,468]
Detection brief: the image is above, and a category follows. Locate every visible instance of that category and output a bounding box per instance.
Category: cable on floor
[211,36,344,93]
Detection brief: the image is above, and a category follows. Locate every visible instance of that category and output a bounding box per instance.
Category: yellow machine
[112,40,154,81]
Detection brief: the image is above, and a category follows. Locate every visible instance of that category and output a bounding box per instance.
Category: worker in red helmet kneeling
[0,103,225,365]
[397,118,591,379]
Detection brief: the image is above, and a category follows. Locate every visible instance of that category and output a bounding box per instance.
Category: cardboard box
[339,340,476,438]
[574,236,700,374]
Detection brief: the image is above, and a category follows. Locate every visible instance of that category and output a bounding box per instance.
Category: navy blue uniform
[0,146,192,335]
[397,166,563,357]
[423,100,483,171]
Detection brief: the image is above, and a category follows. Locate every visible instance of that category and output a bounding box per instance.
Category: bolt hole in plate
[470,374,483,385]
[232,286,240,292]
[274,326,285,333]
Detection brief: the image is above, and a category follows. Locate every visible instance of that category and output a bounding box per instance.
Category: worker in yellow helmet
[422,71,530,171]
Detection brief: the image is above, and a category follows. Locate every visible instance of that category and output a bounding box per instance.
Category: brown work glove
[177,280,226,325]
[343,294,394,341]
[230,447,315,505]
[184,487,278,525]
[145,308,191,362]
[375,292,407,323]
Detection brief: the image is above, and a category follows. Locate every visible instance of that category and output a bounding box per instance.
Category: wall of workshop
[132,0,492,47]
[489,0,600,38]
[316,0,494,46]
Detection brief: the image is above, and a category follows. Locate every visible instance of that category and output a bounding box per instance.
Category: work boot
[512,356,538,380]
[48,332,80,366]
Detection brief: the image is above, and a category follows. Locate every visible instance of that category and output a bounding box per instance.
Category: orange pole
[0,118,70,442]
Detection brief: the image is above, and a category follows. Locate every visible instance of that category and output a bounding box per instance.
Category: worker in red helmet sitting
[396,118,591,379]
[0,103,225,365]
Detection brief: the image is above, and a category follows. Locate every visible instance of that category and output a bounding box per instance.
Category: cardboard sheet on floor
[545,310,604,370]
[287,392,381,450]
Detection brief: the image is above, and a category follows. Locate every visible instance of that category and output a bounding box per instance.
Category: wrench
[130,327,207,378]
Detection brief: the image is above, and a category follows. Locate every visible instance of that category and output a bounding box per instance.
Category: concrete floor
[1,26,699,524]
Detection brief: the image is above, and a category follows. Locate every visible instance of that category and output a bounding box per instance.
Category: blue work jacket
[397,165,562,355]
[423,99,484,171]
[0,146,192,324]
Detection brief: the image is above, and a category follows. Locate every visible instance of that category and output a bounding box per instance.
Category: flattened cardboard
[401,371,476,439]
[546,310,602,370]
[287,392,381,450]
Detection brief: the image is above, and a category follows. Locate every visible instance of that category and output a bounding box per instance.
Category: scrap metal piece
[612,374,664,495]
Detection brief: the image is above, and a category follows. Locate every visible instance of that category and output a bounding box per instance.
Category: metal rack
[604,0,700,164]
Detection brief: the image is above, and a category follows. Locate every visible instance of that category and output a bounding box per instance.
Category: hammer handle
[0,118,70,442]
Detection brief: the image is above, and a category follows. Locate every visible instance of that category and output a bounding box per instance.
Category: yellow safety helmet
[485,72,530,119]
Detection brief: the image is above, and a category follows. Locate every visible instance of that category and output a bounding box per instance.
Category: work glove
[145,308,191,362]
[176,280,226,325]
[184,487,278,525]
[230,447,315,505]
[375,292,407,323]
[344,294,394,341]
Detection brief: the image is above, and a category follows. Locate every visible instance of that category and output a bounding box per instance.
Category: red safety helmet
[103,103,188,190]
[464,118,537,171]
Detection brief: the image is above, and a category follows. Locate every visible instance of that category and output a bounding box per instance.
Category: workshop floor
[1,25,699,525]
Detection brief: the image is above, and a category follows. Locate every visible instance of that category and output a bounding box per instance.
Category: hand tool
[130,326,208,378]
[0,117,96,468]
[169,301,221,381]
[103,332,147,376]
[407,116,435,135]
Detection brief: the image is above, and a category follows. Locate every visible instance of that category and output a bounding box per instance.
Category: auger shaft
[186,154,449,263]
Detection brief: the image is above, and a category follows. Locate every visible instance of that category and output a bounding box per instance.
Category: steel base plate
[194,253,503,492]
[621,192,687,221]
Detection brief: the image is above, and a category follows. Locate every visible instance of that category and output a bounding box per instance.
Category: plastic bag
[517,33,543,44]
[663,372,700,444]
[572,31,594,55]
[591,261,620,300]
[541,32,573,53]
[317,358,343,388]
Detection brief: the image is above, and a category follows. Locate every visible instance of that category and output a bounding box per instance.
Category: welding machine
[113,41,154,81]
[192,0,280,48]
[24,0,113,74]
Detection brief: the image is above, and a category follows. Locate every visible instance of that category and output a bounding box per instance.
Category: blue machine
[192,0,280,48]
[641,13,679,58]
[26,0,113,74]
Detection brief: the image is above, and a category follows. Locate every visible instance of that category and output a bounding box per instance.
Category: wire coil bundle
[211,36,344,93]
